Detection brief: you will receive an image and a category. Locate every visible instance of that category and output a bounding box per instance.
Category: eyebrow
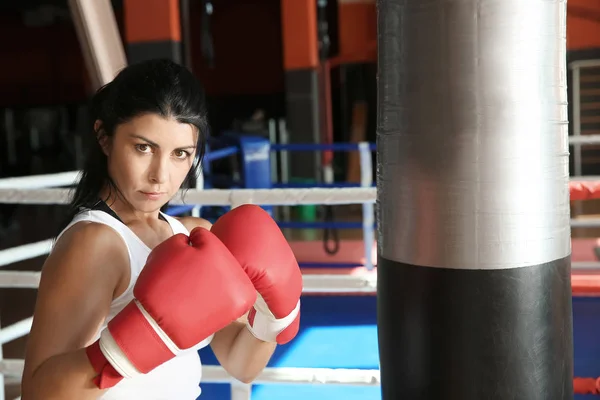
[130,134,196,150]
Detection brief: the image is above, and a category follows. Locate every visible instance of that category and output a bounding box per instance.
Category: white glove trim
[99,328,141,379]
[99,300,183,378]
[135,299,182,354]
[246,294,300,343]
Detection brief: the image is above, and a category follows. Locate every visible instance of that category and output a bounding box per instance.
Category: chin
[132,199,168,213]
[145,203,165,212]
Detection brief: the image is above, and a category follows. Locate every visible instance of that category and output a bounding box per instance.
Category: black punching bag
[376,0,574,399]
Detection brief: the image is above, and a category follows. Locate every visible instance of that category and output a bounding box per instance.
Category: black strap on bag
[317,0,340,256]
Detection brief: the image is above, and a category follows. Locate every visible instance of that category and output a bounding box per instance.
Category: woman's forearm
[22,348,105,400]
[224,322,277,383]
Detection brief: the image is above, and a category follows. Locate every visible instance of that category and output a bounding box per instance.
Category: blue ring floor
[196,295,600,399]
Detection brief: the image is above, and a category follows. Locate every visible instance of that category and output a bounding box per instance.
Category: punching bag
[376,0,573,399]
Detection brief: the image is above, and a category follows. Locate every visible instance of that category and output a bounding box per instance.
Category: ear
[94,120,110,156]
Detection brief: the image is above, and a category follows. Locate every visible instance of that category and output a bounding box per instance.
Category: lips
[140,191,165,200]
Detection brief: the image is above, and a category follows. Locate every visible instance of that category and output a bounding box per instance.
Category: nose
[148,153,169,184]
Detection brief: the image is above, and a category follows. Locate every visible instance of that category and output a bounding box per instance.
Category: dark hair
[59,59,208,233]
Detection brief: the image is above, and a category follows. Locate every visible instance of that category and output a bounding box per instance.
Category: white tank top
[54,204,212,399]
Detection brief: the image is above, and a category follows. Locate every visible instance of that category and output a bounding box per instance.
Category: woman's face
[102,113,198,214]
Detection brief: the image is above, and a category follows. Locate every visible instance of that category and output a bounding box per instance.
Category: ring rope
[0,187,377,206]
[0,271,41,289]
[0,269,376,294]
[0,318,33,346]
[4,179,600,205]
[2,177,600,203]
[0,171,80,189]
[0,358,380,386]
[0,240,53,267]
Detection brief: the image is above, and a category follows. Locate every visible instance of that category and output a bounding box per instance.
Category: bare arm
[210,316,277,383]
[21,222,129,400]
[24,349,102,400]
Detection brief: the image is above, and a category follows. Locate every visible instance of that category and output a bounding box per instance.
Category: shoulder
[45,221,129,288]
[177,216,213,232]
[53,220,126,258]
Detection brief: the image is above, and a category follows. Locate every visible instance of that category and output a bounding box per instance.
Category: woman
[20,59,280,399]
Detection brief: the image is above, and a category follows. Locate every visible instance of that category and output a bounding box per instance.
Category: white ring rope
[0,269,375,294]
[203,365,380,386]
[0,318,33,346]
[0,187,377,206]
[0,358,380,386]
[0,271,41,289]
[0,171,80,189]
[2,176,600,205]
[0,240,53,267]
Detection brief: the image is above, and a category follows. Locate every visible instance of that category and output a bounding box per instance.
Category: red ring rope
[570,181,600,201]
[574,377,600,395]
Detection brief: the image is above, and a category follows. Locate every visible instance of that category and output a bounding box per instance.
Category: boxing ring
[0,135,600,400]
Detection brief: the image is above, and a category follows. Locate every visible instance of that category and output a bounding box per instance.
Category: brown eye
[135,144,152,153]
[174,150,189,159]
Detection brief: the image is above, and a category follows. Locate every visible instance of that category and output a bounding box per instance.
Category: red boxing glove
[85,228,256,389]
[211,204,302,344]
